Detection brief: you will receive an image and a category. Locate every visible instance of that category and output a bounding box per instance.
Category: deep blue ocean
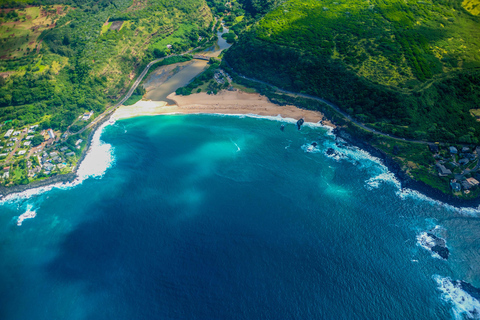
[2,115,480,319]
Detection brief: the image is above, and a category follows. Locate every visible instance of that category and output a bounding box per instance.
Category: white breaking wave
[0,120,115,204]
[397,188,480,215]
[365,172,401,190]
[16,206,36,226]
[76,120,115,180]
[416,231,444,260]
[211,113,334,132]
[434,275,480,319]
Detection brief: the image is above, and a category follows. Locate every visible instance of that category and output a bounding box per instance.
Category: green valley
[224,0,480,197]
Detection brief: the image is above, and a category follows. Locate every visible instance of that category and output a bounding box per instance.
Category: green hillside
[225,0,480,143]
[0,0,213,130]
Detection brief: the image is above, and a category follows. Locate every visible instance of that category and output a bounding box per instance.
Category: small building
[75,139,83,146]
[450,181,462,192]
[436,163,452,176]
[462,147,470,153]
[12,131,21,136]
[449,146,458,154]
[0,153,8,157]
[18,150,26,155]
[66,152,75,157]
[44,163,55,171]
[23,141,31,146]
[82,111,94,121]
[57,163,66,169]
[30,125,39,130]
[458,158,469,165]
[52,156,62,163]
[3,166,10,172]
[467,177,480,187]
[50,151,58,157]
[25,135,34,140]
[48,129,55,140]
[4,129,13,138]
[166,44,172,49]
[462,180,474,190]
[60,146,68,152]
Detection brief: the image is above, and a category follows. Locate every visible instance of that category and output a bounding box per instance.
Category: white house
[48,129,55,140]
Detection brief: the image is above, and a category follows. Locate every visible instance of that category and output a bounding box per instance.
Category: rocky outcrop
[333,127,480,208]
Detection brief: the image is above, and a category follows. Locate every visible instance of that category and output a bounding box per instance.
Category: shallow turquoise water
[1,115,479,319]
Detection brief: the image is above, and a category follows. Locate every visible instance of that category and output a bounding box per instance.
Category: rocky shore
[333,127,480,209]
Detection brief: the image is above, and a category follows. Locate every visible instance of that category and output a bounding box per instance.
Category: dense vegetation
[0,0,213,130]
[225,0,480,143]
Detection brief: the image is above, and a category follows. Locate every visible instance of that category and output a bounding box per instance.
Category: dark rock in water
[311,142,317,147]
[296,118,304,130]
[280,124,285,131]
[326,148,337,156]
[460,281,480,300]
[427,232,449,259]
[431,245,449,260]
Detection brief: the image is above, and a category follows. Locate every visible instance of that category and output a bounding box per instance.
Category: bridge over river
[193,55,210,61]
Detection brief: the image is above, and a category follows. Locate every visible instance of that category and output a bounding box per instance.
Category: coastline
[111,91,335,127]
[334,127,480,209]
[0,109,113,199]
[2,88,480,209]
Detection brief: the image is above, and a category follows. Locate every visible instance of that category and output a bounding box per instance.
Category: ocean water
[1,114,480,319]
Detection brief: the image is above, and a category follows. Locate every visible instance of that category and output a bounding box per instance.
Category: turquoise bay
[1,114,478,319]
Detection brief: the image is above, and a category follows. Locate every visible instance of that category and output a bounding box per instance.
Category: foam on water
[416,231,444,259]
[211,113,334,133]
[75,120,115,180]
[397,188,480,215]
[365,172,401,190]
[434,275,480,319]
[16,205,36,226]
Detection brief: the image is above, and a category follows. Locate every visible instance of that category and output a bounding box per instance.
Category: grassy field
[463,0,480,15]
[254,0,480,89]
[0,6,68,59]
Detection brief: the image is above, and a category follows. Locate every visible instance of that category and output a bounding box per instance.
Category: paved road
[69,55,175,135]
[234,73,430,145]
[69,49,209,136]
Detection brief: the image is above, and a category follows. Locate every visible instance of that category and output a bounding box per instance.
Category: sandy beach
[112,90,335,127]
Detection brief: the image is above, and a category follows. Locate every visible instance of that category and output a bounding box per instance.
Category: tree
[31,134,44,147]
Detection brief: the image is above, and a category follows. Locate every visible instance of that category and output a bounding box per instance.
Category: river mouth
[144,60,209,105]
[143,26,231,105]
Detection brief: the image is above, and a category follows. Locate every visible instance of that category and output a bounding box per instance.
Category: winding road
[234,72,431,145]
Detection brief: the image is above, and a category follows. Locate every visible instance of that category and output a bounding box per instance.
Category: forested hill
[225,0,480,143]
[0,0,212,130]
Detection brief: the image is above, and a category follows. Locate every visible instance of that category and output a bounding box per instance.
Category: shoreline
[2,89,480,209]
[0,109,113,199]
[334,128,480,209]
[111,91,335,127]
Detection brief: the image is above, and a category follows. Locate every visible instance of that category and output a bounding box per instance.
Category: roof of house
[467,177,480,186]
[436,163,452,176]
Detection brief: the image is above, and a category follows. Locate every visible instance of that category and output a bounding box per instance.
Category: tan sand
[112,90,334,127]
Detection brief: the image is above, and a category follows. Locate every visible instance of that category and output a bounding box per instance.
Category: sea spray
[434,275,480,319]
[16,205,36,226]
